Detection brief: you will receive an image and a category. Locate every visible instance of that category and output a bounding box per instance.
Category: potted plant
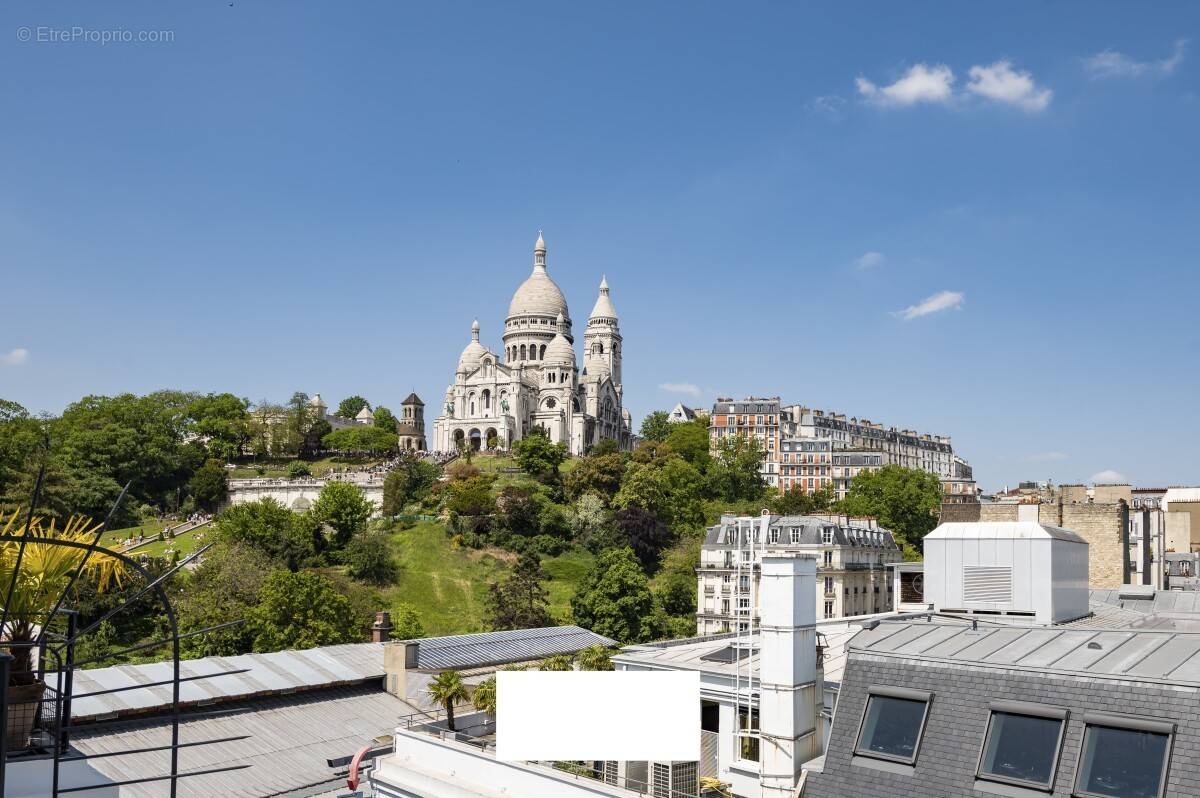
[1,510,127,748]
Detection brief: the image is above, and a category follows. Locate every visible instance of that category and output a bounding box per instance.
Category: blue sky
[2,2,1197,491]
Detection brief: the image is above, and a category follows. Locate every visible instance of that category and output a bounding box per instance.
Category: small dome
[458,318,489,373]
[543,316,575,366]
[589,274,618,320]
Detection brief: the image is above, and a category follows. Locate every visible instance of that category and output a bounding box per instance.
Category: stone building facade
[695,512,902,635]
[432,234,633,455]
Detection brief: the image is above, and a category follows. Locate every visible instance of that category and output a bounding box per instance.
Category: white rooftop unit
[923,521,1089,625]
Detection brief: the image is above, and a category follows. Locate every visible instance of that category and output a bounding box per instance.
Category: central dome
[507,233,570,320]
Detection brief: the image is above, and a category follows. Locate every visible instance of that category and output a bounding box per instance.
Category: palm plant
[472,675,497,716]
[1,509,128,678]
[426,669,469,731]
[575,645,614,671]
[539,653,573,671]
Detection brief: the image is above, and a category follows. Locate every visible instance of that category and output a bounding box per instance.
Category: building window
[1073,714,1173,798]
[824,600,834,618]
[824,576,834,594]
[976,702,1068,790]
[738,707,760,762]
[855,687,933,765]
[768,527,779,544]
[824,551,833,566]
[822,527,834,545]
[790,527,800,543]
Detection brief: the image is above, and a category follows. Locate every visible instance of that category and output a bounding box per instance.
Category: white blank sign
[495,671,700,761]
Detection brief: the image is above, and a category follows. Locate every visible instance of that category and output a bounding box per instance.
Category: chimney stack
[371,611,393,643]
[758,555,819,798]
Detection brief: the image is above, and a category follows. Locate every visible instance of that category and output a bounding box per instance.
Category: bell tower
[583,275,621,387]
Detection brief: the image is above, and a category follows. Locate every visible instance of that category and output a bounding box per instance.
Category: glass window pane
[979,712,1062,786]
[1078,725,1170,798]
[856,695,927,761]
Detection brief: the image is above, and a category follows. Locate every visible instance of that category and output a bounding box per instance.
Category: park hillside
[0,394,944,667]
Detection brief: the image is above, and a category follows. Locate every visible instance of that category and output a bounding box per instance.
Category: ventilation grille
[963,565,1013,603]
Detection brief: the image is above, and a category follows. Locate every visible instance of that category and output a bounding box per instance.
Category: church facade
[433,234,633,455]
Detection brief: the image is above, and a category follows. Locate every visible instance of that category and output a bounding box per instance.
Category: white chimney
[758,555,819,798]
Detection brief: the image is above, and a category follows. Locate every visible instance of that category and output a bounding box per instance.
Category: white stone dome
[589,274,618,320]
[457,318,489,373]
[543,313,576,365]
[508,234,569,320]
[509,267,569,319]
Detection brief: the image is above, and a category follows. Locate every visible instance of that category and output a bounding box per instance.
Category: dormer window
[1074,714,1173,798]
[790,527,800,544]
[976,702,1068,792]
[854,686,932,766]
[822,527,834,545]
[768,527,779,544]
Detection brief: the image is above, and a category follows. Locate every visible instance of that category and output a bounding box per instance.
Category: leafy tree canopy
[381,455,440,515]
[177,542,273,657]
[336,396,370,419]
[187,458,229,512]
[214,497,314,570]
[186,393,251,462]
[488,551,552,631]
[250,570,358,652]
[322,425,398,455]
[344,531,398,584]
[311,481,374,547]
[839,465,942,557]
[638,411,671,442]
[770,483,837,516]
[614,507,673,572]
[570,547,664,643]
[373,405,398,433]
[664,419,711,469]
[512,430,568,482]
[391,603,425,639]
[706,434,766,502]
[563,451,626,503]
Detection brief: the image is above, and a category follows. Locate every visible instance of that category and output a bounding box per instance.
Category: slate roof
[400,625,617,670]
[702,514,898,549]
[805,618,1200,798]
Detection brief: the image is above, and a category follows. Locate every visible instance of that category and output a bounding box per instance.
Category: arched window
[520,345,527,360]
[482,389,491,411]
[593,342,603,355]
[540,345,547,359]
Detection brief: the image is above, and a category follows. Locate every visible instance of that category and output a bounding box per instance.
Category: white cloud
[1022,451,1068,463]
[1,348,28,366]
[1084,39,1187,79]
[659,382,702,398]
[895,290,964,320]
[1090,469,1127,484]
[966,60,1052,111]
[854,251,885,270]
[857,64,955,107]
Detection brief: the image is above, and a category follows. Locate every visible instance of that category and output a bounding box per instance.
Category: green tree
[571,547,664,643]
[568,493,620,552]
[322,426,398,455]
[495,486,543,536]
[664,419,711,469]
[249,570,357,652]
[488,551,552,630]
[655,540,700,618]
[445,474,496,519]
[345,532,398,584]
[639,411,671,442]
[214,498,315,570]
[0,400,39,502]
[391,603,425,639]
[288,460,312,478]
[512,428,568,482]
[576,645,614,671]
[472,675,497,715]
[301,417,332,458]
[563,451,626,503]
[186,393,251,462]
[426,670,469,731]
[373,405,398,433]
[839,465,942,557]
[539,654,573,671]
[770,483,836,516]
[707,435,766,502]
[381,455,440,515]
[187,458,228,512]
[176,542,273,657]
[311,481,374,547]
[336,396,370,419]
[590,438,620,456]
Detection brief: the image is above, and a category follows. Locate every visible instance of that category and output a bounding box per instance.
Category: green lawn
[99,520,172,551]
[381,519,595,637]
